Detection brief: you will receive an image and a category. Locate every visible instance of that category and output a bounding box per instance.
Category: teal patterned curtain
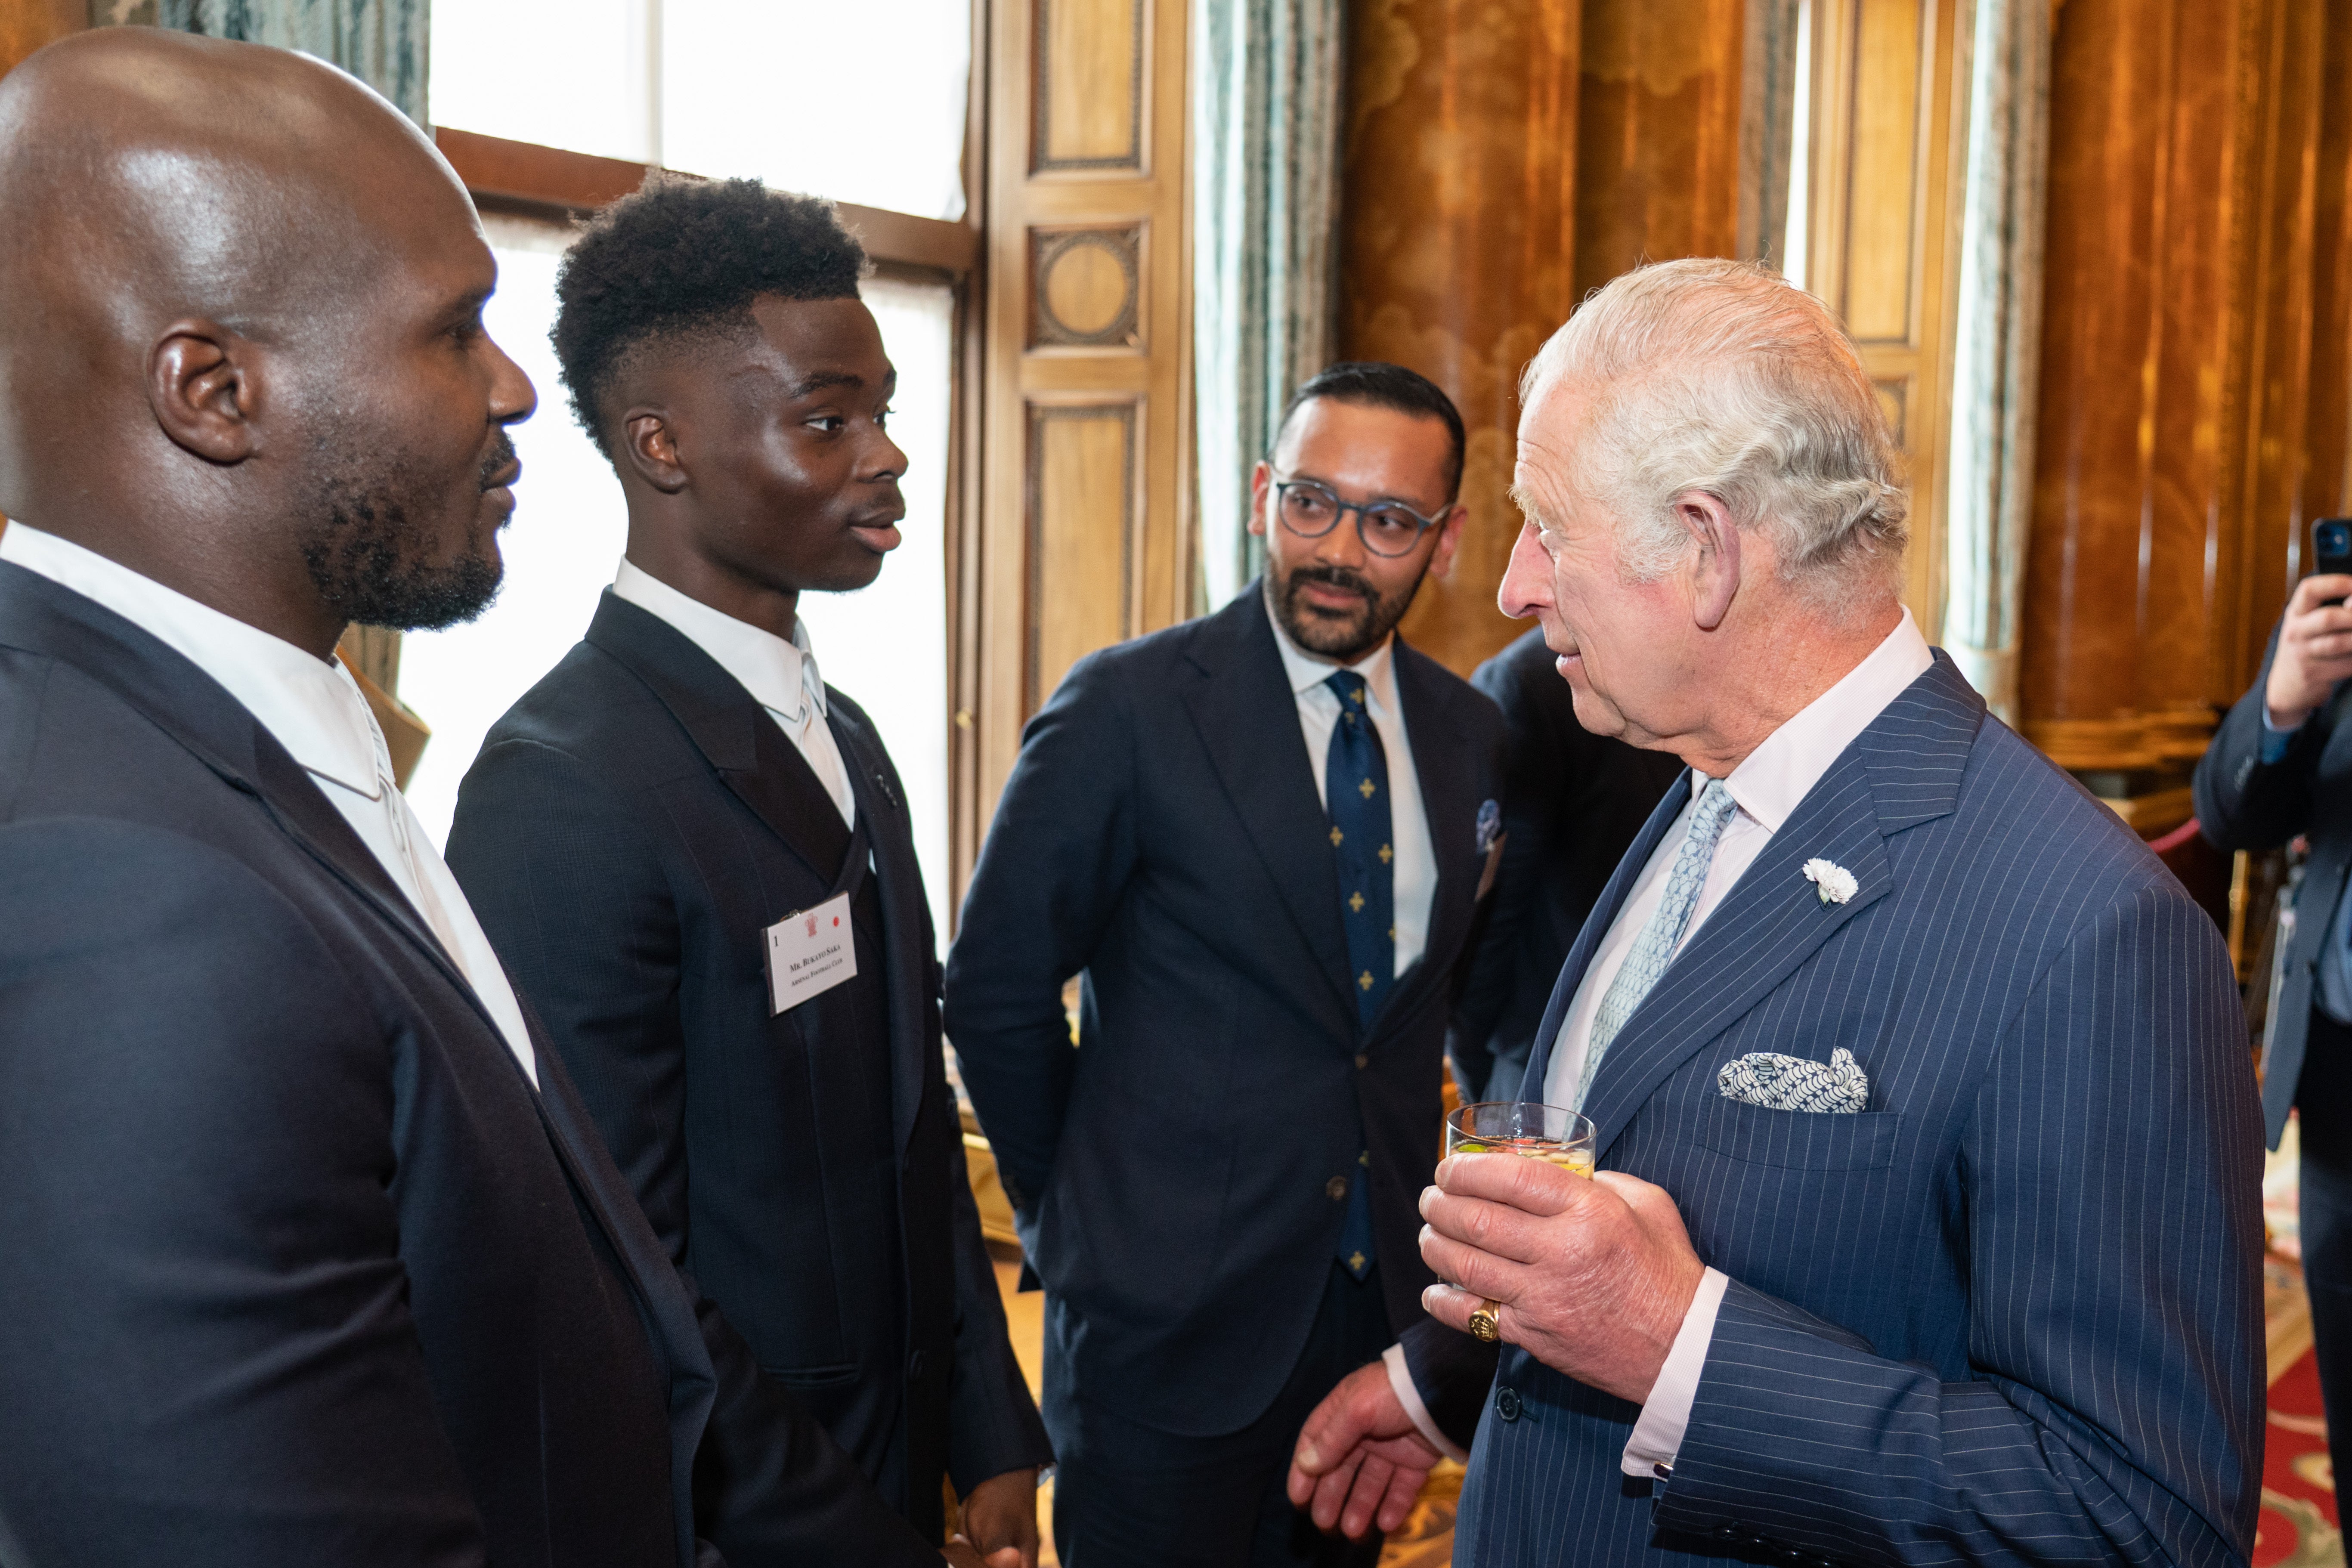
[1942,0,2052,726]
[1192,0,1343,610]
[91,0,427,126]
[1736,0,1801,268]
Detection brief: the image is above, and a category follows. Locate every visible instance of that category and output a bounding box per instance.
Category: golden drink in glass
[1444,1102,1597,1177]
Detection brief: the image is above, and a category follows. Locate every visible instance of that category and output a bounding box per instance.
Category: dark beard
[1268,559,1419,662]
[297,432,510,631]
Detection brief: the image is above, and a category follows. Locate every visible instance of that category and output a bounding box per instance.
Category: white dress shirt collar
[0,522,383,798]
[1264,588,1402,717]
[613,557,828,723]
[1709,606,1934,824]
[0,520,541,1085]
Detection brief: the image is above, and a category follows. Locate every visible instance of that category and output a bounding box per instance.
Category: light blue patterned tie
[1576,779,1739,1110]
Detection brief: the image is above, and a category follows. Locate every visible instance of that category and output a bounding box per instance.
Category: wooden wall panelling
[2021,0,2179,770]
[2225,0,2333,706]
[0,0,78,80]
[969,0,1193,866]
[2156,0,2257,740]
[1340,0,1755,679]
[1572,0,1745,299]
[2018,0,2352,810]
[0,0,83,537]
[1337,0,1583,677]
[1024,398,1141,710]
[1802,0,1965,642]
[2298,0,2352,607]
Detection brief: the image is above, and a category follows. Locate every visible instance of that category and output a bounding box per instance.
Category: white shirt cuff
[1382,1343,1470,1464]
[1619,1267,1730,1478]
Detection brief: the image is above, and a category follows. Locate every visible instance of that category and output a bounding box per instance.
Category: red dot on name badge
[832,916,840,926]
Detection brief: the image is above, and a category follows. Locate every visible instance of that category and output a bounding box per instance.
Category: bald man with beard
[0,30,982,1568]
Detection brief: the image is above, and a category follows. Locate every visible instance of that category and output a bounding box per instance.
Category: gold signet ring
[1468,1299,1502,1343]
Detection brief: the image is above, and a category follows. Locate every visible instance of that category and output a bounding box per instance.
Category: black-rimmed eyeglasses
[1269,476,1447,558]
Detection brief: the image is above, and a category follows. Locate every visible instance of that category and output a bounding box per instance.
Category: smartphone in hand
[2315,517,2352,605]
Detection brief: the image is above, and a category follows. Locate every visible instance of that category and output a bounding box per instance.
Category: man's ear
[622,408,690,494]
[1679,490,1741,631]
[148,321,259,464]
[1427,502,1469,582]
[1247,458,1273,538]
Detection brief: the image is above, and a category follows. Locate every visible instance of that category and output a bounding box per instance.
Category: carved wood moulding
[1030,0,1147,175]
[1023,401,1140,710]
[1028,223,1145,349]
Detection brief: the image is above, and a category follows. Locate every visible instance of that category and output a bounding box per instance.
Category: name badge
[764,891,857,1014]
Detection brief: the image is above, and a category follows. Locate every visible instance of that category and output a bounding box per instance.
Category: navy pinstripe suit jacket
[1412,654,2263,1567]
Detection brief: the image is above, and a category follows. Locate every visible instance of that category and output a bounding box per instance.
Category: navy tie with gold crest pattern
[1325,669,1390,1280]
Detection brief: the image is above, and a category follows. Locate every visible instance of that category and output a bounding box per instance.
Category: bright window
[398,216,627,852]
[427,0,660,164]
[430,0,972,221]
[396,216,958,945]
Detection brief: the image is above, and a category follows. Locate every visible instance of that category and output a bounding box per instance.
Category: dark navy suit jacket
[1409,655,2262,1568]
[2194,619,2352,1146]
[944,584,1505,1436]
[0,561,923,1566]
[1448,628,1684,1100]
[447,593,1050,1549]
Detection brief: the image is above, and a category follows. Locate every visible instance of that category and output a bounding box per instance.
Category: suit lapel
[1177,589,1357,1024]
[743,719,851,881]
[1519,772,1693,1096]
[828,703,930,1154]
[1577,656,1984,1157]
[1,565,718,1544]
[497,982,718,1565]
[594,593,929,1151]
[586,591,848,884]
[245,739,482,991]
[1578,764,1891,1156]
[0,563,496,1032]
[1373,640,1482,1038]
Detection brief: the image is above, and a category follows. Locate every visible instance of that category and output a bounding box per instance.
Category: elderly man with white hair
[1286,260,2263,1568]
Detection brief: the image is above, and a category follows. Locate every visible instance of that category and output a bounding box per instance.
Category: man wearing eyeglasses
[946,363,1507,1567]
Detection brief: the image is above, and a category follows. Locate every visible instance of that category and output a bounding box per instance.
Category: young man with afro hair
[446,176,1052,1568]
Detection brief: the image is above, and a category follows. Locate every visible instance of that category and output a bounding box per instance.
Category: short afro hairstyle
[1275,362,1467,501]
[551,175,868,460]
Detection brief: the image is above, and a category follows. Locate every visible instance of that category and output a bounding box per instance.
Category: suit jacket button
[1494,1386,1521,1422]
[1715,1526,1741,1541]
[1355,1052,1368,1070]
[1326,1175,1349,1201]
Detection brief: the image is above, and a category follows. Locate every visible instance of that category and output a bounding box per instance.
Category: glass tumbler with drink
[1441,1101,1596,1342]
[1445,1100,1596,1176]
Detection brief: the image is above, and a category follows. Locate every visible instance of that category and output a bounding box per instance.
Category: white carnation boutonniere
[1801,857,1858,905]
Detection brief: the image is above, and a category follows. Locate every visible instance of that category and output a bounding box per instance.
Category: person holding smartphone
[2195,515,2352,1498]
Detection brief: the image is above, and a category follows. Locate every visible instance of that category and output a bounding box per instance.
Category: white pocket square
[1717,1048,1868,1114]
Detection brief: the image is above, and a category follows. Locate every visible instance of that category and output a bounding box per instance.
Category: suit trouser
[2299,1011,2352,1488]
[1045,1261,1392,1568]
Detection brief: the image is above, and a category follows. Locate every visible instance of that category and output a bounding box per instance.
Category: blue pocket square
[1718,1048,1868,1113]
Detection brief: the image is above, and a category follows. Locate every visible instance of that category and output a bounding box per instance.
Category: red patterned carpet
[2260,1330,2340,1567]
[2262,1114,2342,1568]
